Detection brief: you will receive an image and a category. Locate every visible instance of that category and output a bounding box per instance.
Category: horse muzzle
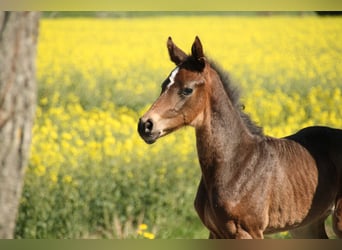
[137,118,160,144]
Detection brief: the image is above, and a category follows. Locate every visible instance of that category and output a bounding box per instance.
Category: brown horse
[137,37,342,239]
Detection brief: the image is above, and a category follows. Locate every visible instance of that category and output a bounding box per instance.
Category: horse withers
[137,37,342,239]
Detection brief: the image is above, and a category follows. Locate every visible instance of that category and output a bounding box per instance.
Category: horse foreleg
[208,232,215,239]
[289,217,329,239]
[208,221,262,239]
[224,221,263,239]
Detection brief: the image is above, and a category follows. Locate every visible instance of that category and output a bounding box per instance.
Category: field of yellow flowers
[15,15,342,239]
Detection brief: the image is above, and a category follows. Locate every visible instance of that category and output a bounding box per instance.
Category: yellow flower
[136,224,155,239]
[143,232,155,239]
[63,175,73,184]
[34,165,46,176]
[40,97,48,106]
[50,173,58,183]
[61,132,72,140]
[138,223,148,231]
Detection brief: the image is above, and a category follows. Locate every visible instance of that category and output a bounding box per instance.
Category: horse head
[138,37,211,144]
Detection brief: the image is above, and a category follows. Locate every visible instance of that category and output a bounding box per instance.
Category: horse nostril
[138,118,154,136]
[138,118,158,144]
[144,119,153,133]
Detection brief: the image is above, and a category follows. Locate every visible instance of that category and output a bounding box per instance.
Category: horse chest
[194,181,235,236]
[195,191,221,235]
[194,175,269,238]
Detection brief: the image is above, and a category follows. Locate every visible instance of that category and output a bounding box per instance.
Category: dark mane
[209,60,264,137]
[209,60,264,136]
[182,56,263,136]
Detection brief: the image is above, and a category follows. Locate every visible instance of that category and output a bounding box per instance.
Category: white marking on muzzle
[167,67,179,88]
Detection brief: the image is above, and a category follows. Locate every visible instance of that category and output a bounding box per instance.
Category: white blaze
[167,67,179,88]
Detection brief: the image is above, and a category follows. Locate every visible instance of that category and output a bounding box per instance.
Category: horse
[137,36,342,239]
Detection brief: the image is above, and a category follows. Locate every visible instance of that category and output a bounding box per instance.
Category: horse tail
[328,128,342,238]
[328,128,342,190]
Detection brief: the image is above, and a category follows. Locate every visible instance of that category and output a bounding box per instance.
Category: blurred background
[7,11,342,239]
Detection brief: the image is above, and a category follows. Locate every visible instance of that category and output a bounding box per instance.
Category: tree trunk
[0,11,40,239]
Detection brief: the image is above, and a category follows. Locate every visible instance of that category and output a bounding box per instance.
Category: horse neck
[195,69,256,184]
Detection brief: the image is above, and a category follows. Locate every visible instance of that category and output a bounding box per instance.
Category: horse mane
[180,55,263,136]
[207,59,264,137]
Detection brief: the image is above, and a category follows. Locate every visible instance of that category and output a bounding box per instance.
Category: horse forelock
[179,56,206,72]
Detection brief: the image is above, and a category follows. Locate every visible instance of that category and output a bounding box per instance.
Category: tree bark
[0,11,40,239]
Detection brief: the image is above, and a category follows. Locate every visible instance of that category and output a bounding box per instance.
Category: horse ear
[191,36,204,59]
[167,37,188,65]
[191,36,206,69]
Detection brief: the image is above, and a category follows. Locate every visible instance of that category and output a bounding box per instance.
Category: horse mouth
[142,134,158,144]
[139,130,173,144]
[138,118,178,144]
[138,130,160,144]
[138,128,174,145]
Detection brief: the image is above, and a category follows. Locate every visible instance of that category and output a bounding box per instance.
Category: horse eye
[181,87,193,96]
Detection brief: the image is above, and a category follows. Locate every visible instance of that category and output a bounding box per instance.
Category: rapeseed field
[15,15,342,239]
